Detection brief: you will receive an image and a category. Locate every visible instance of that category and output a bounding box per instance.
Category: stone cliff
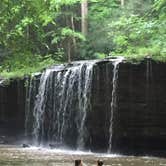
[0,59,166,156]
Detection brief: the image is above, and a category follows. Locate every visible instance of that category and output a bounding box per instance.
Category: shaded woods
[0,0,165,79]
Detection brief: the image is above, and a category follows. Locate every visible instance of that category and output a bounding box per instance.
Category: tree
[81,0,88,36]
[121,0,124,7]
[0,0,85,63]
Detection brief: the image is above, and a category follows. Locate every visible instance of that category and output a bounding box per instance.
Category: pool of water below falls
[0,145,166,166]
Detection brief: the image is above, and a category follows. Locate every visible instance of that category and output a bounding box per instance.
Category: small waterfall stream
[108,57,124,153]
[146,57,153,101]
[77,63,94,149]
[33,69,53,143]
[25,77,33,136]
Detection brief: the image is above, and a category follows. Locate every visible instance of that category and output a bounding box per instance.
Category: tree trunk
[67,39,71,63]
[81,0,88,36]
[71,15,77,53]
[121,0,124,7]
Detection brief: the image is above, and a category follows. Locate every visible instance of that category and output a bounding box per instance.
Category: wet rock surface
[0,79,25,144]
[112,61,166,156]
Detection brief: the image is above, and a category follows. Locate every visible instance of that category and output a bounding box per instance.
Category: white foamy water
[0,80,4,85]
[16,145,122,159]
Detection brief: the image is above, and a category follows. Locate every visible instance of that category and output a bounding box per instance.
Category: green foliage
[0,0,166,79]
[0,53,55,79]
[154,0,166,11]
[61,28,85,40]
[84,0,166,61]
[107,14,166,58]
[124,0,153,16]
[0,0,84,79]
[86,0,119,55]
[0,0,83,57]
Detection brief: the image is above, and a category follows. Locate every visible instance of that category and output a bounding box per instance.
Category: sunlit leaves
[0,0,83,62]
[154,0,166,11]
[61,28,85,40]
[107,13,166,56]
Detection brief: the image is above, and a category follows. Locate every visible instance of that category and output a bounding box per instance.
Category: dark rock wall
[1,60,166,156]
[113,61,166,155]
[0,80,25,143]
[86,60,166,155]
[86,61,113,152]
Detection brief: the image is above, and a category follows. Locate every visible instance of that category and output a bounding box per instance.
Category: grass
[1,65,48,79]
[0,53,60,80]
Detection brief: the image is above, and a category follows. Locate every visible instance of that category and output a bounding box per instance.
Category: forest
[0,0,165,78]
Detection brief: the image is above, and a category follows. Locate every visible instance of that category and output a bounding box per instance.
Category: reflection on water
[0,145,166,166]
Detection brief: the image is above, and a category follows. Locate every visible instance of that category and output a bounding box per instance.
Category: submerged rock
[22,143,30,148]
[0,136,7,144]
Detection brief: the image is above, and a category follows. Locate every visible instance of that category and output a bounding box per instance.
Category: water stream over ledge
[108,57,124,153]
[25,58,125,151]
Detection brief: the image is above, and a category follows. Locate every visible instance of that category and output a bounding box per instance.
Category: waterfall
[33,69,53,143]
[108,57,124,153]
[145,57,156,117]
[77,63,94,149]
[25,61,95,148]
[0,80,3,85]
[25,58,125,150]
[146,57,153,100]
[25,77,33,137]
[25,73,42,139]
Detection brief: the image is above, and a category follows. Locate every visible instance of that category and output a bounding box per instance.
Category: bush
[0,52,55,79]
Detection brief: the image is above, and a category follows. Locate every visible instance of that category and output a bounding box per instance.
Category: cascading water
[108,57,124,153]
[25,61,95,148]
[146,57,153,101]
[25,74,40,138]
[33,69,53,143]
[76,63,94,149]
[25,58,124,151]
[25,77,33,136]
[0,79,5,85]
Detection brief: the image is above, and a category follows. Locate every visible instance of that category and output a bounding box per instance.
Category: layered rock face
[113,60,166,155]
[0,80,25,143]
[0,59,166,156]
